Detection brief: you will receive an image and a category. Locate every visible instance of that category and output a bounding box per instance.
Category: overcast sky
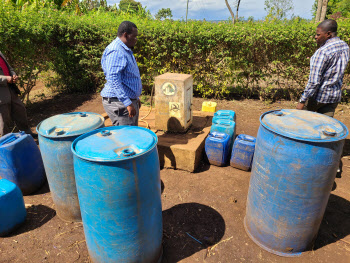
[106,0,315,21]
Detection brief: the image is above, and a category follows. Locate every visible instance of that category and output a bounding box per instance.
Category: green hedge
[1,3,350,101]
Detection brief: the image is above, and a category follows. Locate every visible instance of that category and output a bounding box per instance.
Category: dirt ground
[1,90,350,263]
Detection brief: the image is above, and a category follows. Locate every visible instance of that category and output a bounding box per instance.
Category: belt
[103,97,119,102]
[103,97,138,103]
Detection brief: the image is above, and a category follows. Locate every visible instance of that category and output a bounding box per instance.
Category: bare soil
[1,91,350,263]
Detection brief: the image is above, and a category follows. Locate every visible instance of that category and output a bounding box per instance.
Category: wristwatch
[299,99,306,103]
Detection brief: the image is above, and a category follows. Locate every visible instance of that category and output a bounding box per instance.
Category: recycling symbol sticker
[161,82,177,96]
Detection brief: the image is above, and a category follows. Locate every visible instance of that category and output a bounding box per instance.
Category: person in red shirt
[0,51,36,138]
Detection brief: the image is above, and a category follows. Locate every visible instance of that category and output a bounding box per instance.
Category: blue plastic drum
[245,109,348,256]
[72,126,162,263]
[37,112,104,222]
[0,179,26,236]
[0,132,45,195]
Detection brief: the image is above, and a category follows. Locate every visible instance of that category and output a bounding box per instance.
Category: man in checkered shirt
[297,19,349,117]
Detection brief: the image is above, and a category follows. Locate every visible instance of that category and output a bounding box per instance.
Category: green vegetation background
[1,2,350,102]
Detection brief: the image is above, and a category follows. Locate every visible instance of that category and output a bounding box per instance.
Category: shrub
[1,3,350,102]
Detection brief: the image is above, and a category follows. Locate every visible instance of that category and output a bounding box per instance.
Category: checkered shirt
[101,37,142,107]
[300,37,350,103]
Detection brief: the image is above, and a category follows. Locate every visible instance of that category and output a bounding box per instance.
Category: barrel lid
[37,112,104,138]
[72,126,157,162]
[261,109,348,142]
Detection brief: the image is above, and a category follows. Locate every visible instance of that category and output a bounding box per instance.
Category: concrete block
[103,107,212,172]
[154,73,193,133]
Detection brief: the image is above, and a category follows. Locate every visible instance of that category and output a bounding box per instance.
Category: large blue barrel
[0,132,45,195]
[72,126,162,263]
[0,179,26,236]
[245,109,348,256]
[37,112,104,222]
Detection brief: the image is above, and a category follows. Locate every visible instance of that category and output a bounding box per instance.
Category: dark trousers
[102,97,139,126]
[0,89,30,136]
[306,97,338,117]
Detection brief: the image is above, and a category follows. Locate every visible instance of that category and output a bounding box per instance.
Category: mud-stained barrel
[245,109,348,256]
[37,112,104,222]
[72,126,162,263]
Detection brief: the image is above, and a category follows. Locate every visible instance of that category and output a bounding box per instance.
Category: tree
[313,0,350,20]
[155,8,172,20]
[61,0,81,14]
[264,0,293,19]
[236,0,241,22]
[320,0,329,21]
[80,0,107,11]
[119,0,142,12]
[315,0,323,21]
[225,0,235,24]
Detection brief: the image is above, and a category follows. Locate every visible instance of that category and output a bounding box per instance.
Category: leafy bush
[1,2,350,102]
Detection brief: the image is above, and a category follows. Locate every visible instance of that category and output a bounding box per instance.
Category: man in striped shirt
[297,19,349,117]
[101,21,142,126]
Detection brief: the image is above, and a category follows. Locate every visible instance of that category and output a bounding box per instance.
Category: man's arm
[7,63,16,77]
[0,53,16,85]
[0,75,13,85]
[297,50,327,109]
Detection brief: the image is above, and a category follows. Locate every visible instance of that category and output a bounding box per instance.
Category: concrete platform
[103,106,213,172]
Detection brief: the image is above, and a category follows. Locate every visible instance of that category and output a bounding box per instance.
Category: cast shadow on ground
[313,194,350,250]
[27,181,51,195]
[157,116,212,173]
[161,202,225,263]
[26,93,96,129]
[161,180,165,194]
[8,204,56,237]
[341,139,350,157]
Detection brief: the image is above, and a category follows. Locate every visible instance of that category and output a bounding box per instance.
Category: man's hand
[127,104,136,118]
[6,76,12,83]
[12,75,18,83]
[296,102,305,110]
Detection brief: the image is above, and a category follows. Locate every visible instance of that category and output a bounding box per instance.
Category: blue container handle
[220,120,232,126]
[79,113,87,117]
[241,135,256,143]
[210,133,225,139]
[0,134,18,146]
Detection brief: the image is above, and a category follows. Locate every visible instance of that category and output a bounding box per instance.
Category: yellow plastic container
[202,101,217,113]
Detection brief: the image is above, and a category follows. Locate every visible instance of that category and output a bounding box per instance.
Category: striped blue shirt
[301,37,349,103]
[101,37,142,107]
